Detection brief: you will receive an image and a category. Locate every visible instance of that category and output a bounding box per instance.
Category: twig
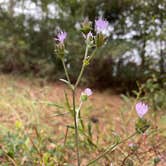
[87,132,137,165]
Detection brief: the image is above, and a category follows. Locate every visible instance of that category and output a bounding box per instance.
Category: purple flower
[87,31,93,38]
[55,31,67,43]
[95,18,108,33]
[84,88,93,96]
[128,142,134,147]
[135,102,148,118]
[83,31,93,40]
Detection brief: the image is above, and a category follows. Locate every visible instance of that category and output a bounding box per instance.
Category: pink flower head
[55,31,67,43]
[135,102,148,118]
[87,31,93,38]
[128,142,134,147]
[83,31,93,40]
[95,18,108,33]
[84,88,93,96]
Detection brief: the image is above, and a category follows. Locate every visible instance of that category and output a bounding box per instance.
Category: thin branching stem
[71,42,90,166]
[75,43,89,89]
[60,39,98,165]
[72,89,81,166]
[87,132,137,165]
[88,48,97,62]
[62,59,71,84]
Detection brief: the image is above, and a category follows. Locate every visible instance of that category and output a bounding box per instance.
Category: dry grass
[0,74,124,132]
[0,74,166,165]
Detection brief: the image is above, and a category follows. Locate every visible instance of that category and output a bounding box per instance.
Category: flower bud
[95,33,106,47]
[135,118,150,134]
[81,94,88,102]
[80,18,92,35]
[55,43,65,59]
[80,88,92,102]
[128,142,139,151]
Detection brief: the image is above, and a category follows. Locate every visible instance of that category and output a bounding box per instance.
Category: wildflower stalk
[71,42,90,166]
[87,132,137,165]
[60,54,80,165]
[61,58,80,165]
[70,43,97,166]
[61,59,71,84]
[72,89,81,166]
[75,43,89,88]
[87,48,97,62]
[56,19,108,165]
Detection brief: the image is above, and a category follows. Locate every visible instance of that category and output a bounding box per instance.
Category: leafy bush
[140,75,166,111]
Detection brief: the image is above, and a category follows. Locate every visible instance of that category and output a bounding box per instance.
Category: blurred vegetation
[0,0,165,90]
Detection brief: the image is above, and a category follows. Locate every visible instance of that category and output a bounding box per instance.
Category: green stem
[72,43,89,165]
[87,132,137,165]
[76,102,83,125]
[62,59,71,84]
[72,89,81,166]
[61,41,97,165]
[75,44,89,89]
[88,48,97,62]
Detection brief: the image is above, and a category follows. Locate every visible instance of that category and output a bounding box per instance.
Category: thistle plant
[54,18,152,165]
[54,18,109,166]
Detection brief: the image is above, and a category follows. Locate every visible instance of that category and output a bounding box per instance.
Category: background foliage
[0,0,165,90]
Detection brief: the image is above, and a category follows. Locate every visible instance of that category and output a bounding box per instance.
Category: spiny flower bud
[80,18,92,35]
[95,33,106,47]
[83,31,95,48]
[55,43,65,58]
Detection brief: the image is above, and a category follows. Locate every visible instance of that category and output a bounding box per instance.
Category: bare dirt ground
[0,74,124,135]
